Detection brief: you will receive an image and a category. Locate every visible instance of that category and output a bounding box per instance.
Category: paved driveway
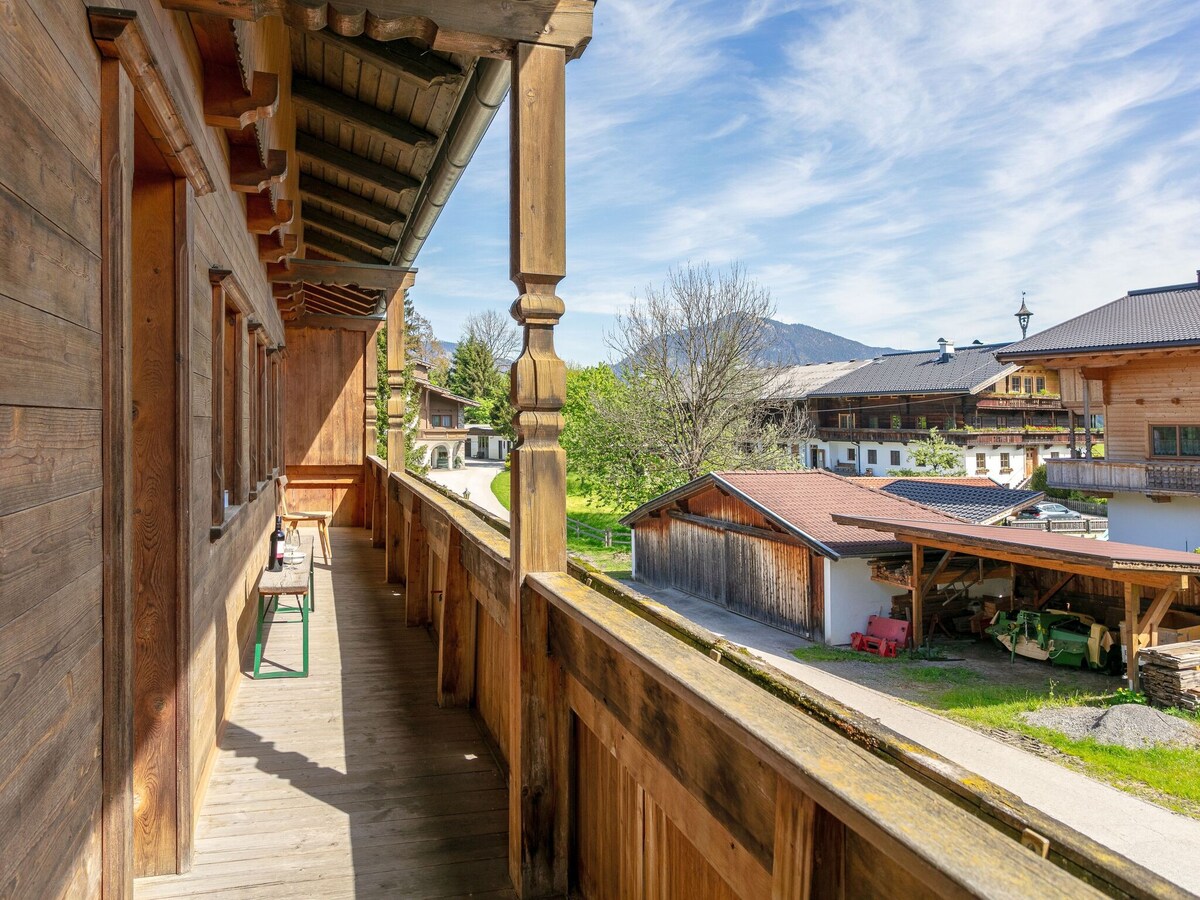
[624,581,1200,895]
[424,460,510,520]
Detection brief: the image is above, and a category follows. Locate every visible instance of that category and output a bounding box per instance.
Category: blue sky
[412,0,1200,364]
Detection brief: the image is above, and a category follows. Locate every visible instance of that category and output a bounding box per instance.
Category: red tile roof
[620,469,961,558]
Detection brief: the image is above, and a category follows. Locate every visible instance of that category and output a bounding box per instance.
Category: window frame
[1150,424,1200,459]
[867,448,877,465]
[889,450,901,466]
[210,269,251,537]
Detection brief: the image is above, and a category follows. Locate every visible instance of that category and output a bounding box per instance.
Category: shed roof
[833,515,1200,576]
[620,469,961,559]
[996,281,1200,361]
[854,479,1042,524]
[809,342,1016,398]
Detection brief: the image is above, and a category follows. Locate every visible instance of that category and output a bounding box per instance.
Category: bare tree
[462,309,520,364]
[595,263,807,497]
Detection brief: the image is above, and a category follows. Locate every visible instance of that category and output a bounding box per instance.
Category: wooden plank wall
[0,0,105,894]
[0,0,290,891]
[282,324,368,524]
[634,486,821,639]
[1099,358,1200,458]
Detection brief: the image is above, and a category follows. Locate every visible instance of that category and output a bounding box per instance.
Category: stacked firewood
[1140,642,1200,710]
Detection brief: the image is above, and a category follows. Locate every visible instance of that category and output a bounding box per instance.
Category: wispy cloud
[413,0,1200,363]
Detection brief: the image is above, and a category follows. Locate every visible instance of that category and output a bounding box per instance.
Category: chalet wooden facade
[410,359,478,468]
[0,1,1186,898]
[780,340,1099,485]
[998,276,1200,553]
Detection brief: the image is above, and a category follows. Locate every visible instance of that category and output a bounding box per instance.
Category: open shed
[621,470,961,643]
[834,515,1200,687]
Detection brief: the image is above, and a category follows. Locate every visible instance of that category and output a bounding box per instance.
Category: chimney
[937,337,955,362]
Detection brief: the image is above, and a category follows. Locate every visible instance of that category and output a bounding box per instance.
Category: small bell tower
[1015,292,1033,339]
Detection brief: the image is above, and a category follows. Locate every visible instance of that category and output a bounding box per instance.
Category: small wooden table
[253,535,315,679]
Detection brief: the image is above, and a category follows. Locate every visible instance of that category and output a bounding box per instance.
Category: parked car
[1017,502,1083,521]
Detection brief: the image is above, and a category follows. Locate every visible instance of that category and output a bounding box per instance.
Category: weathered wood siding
[0,0,293,890]
[632,485,823,639]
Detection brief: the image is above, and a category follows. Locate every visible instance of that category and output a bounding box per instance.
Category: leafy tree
[404,292,450,384]
[570,263,807,509]
[895,428,965,476]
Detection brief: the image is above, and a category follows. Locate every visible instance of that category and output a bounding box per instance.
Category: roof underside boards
[996,283,1200,360]
[832,515,1200,575]
[763,359,873,400]
[621,470,963,559]
[871,479,1043,525]
[809,343,1018,398]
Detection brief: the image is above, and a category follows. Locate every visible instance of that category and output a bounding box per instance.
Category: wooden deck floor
[136,527,513,900]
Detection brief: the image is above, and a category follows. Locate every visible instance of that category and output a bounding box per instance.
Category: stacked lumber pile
[1140,642,1200,710]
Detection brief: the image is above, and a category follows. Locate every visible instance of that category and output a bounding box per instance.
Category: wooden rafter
[304,281,379,309]
[268,258,415,290]
[305,228,384,264]
[920,551,956,596]
[204,69,279,130]
[157,0,595,59]
[304,207,395,255]
[246,192,294,235]
[303,289,370,317]
[1033,573,1075,609]
[299,174,406,230]
[304,29,462,88]
[297,133,420,196]
[292,77,437,149]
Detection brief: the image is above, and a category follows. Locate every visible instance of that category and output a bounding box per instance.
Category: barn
[621,470,961,643]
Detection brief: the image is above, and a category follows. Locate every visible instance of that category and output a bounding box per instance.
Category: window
[210,270,246,529]
[975,452,986,471]
[1023,377,1033,393]
[1036,376,1046,393]
[867,449,877,464]
[997,415,1007,428]
[1050,452,1060,459]
[847,447,856,461]
[1000,452,1011,472]
[890,450,901,466]
[1151,425,1200,457]
[432,414,454,428]
[1009,376,1020,393]
[838,412,854,429]
[868,416,878,429]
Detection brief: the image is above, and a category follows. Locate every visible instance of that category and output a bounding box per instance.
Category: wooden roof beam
[305,228,385,265]
[296,132,419,197]
[300,174,405,230]
[157,1,596,59]
[303,207,395,255]
[303,288,371,317]
[293,77,437,148]
[258,232,299,263]
[303,281,380,308]
[303,30,462,88]
[268,258,415,291]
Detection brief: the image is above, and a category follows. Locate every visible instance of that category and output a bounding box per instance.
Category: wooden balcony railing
[361,455,1175,899]
[1047,458,1200,496]
[975,395,1064,410]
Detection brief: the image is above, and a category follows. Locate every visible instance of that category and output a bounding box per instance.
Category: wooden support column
[100,53,135,900]
[1082,378,1093,460]
[911,544,925,648]
[365,320,381,462]
[438,527,476,707]
[1068,410,1077,458]
[385,274,414,470]
[1124,583,1141,689]
[507,42,570,898]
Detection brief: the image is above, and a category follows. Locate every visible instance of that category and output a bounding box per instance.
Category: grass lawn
[490,470,631,577]
[795,641,1200,813]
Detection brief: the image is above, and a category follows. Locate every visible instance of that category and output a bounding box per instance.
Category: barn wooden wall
[282,324,368,525]
[631,486,824,640]
[0,0,290,892]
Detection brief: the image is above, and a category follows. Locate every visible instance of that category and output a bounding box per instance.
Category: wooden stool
[278,475,332,562]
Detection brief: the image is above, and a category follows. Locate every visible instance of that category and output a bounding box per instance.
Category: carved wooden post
[385,274,414,472]
[365,320,379,462]
[507,41,570,898]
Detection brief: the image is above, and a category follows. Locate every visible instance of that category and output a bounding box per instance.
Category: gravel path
[1023,704,1200,749]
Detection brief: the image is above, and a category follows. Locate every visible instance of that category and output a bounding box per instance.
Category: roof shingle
[997,283,1200,360]
[869,479,1042,525]
[809,342,1015,398]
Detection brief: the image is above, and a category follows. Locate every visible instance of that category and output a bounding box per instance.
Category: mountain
[756,319,899,364]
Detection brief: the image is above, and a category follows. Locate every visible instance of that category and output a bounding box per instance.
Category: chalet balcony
[974,395,1064,410]
[1047,457,1200,496]
[818,426,1082,446]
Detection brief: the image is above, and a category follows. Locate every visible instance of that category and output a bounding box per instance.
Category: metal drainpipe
[392,58,511,268]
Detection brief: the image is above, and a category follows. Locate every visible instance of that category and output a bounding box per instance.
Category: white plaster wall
[1109,493,1200,552]
[824,557,899,644]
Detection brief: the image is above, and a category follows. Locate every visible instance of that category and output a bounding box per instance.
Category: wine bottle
[267,515,285,572]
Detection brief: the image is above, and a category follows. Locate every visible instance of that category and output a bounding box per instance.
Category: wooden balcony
[975,395,1064,410]
[1047,458,1200,497]
[134,527,511,899]
[818,427,1076,446]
